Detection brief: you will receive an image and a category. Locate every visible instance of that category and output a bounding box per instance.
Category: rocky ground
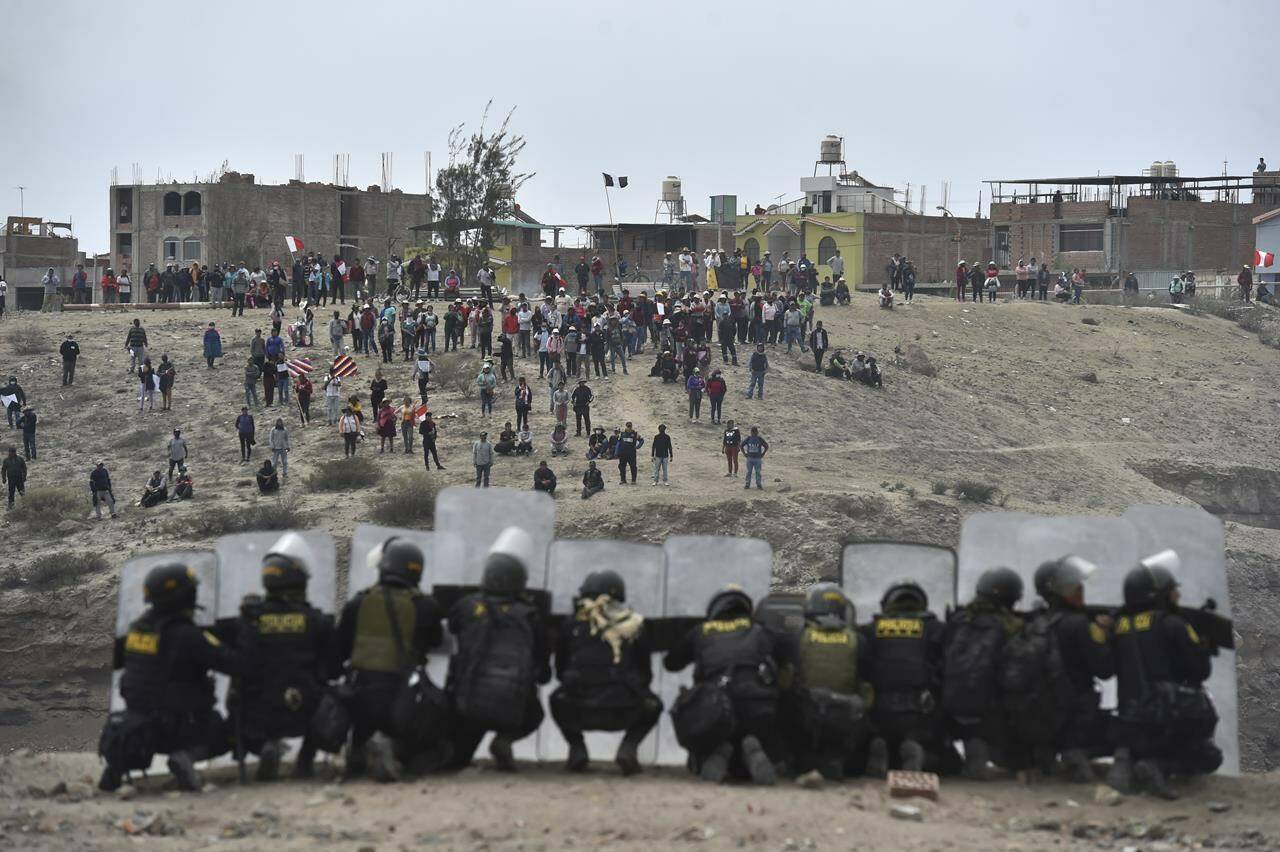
[1,290,1279,771]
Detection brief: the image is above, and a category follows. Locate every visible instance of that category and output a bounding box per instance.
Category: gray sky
[2,0,1273,255]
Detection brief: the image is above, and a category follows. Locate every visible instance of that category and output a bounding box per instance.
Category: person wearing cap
[419,409,444,470]
[571,378,594,436]
[1238,264,1253,302]
[59,332,81,386]
[745,344,768,400]
[475,364,497,417]
[532,460,557,495]
[685,368,706,422]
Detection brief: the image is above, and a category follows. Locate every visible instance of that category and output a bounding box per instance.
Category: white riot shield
[213,531,337,617]
[956,511,1033,602]
[840,541,956,622]
[432,486,555,587]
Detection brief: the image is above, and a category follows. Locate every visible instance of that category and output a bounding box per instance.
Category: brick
[887,770,940,801]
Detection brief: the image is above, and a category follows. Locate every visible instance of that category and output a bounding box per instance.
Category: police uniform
[943,596,1025,776]
[788,620,871,779]
[862,608,951,771]
[1043,603,1115,756]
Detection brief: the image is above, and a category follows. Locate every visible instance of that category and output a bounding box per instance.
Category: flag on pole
[413,403,429,424]
[332,353,358,378]
[285,357,314,378]
[602,174,628,188]
[285,235,305,254]
[1255,249,1275,268]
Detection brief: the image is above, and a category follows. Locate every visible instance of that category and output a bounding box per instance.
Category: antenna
[14,186,25,218]
[424,151,431,194]
[380,152,393,192]
[295,154,305,182]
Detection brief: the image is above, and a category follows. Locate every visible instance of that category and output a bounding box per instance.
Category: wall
[734,213,861,287]
[1258,217,1280,283]
[860,212,989,286]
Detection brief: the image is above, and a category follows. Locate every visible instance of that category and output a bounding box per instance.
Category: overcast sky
[1,0,1273,254]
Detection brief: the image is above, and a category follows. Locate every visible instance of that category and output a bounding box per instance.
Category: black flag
[618,176,628,188]
[603,173,614,187]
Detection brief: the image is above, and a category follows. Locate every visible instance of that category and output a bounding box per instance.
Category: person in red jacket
[955,261,969,302]
[1238,265,1253,302]
[705,369,728,424]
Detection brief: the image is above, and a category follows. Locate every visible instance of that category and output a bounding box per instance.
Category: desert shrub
[10,486,81,525]
[171,495,303,537]
[368,477,437,528]
[8,324,49,355]
[115,427,163,452]
[931,481,948,495]
[23,553,110,590]
[305,458,380,492]
[953,479,999,504]
[432,356,481,398]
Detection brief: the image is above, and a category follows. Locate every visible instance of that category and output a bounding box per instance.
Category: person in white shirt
[678,248,693,292]
[323,370,343,424]
[363,257,378,296]
[516,304,534,358]
[425,257,442,298]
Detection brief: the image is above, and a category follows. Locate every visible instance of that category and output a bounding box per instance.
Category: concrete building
[0,217,87,309]
[1254,207,1280,286]
[109,171,432,276]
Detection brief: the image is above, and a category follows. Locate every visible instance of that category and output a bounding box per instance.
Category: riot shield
[432,486,555,588]
[213,531,337,618]
[839,541,956,623]
[346,525,466,598]
[655,536,773,765]
[536,540,666,764]
[956,511,1032,602]
[1012,516,1139,606]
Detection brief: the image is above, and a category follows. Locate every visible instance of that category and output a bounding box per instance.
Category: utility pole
[15,186,25,218]
[937,205,962,287]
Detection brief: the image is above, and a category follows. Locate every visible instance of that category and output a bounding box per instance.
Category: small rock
[1082,317,1100,326]
[116,785,136,801]
[1093,785,1123,806]
[890,804,923,822]
[45,781,67,797]
[1076,371,1098,383]
[1207,801,1232,813]
[795,770,823,790]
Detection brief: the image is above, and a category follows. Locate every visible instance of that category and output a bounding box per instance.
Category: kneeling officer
[99,563,244,792]
[550,569,662,775]
[228,533,336,781]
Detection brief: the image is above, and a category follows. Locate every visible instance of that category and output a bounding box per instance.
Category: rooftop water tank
[661,177,683,202]
[1163,160,1178,178]
[819,135,843,163]
[1150,160,1165,178]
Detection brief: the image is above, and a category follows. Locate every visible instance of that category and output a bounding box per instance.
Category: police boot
[1134,759,1179,800]
[961,739,993,781]
[344,742,368,779]
[1059,748,1094,784]
[1106,747,1134,794]
[292,741,317,780]
[256,740,282,782]
[405,740,455,775]
[865,737,889,778]
[365,733,402,783]
[698,742,734,783]
[741,736,776,786]
[166,751,203,791]
[615,740,642,777]
[489,735,517,772]
[899,739,926,773]
[97,764,123,793]
[566,739,589,773]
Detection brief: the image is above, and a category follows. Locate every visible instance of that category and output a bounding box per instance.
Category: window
[743,238,760,263]
[163,192,182,216]
[182,191,201,216]
[817,236,838,265]
[182,238,201,262]
[631,236,658,252]
[117,188,133,223]
[163,238,179,262]
[521,228,536,247]
[117,233,132,260]
[1058,223,1103,252]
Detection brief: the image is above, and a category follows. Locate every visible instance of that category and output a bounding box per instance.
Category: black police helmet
[261,553,309,592]
[706,585,753,620]
[481,555,528,596]
[804,582,852,628]
[975,566,1023,609]
[579,569,626,602]
[881,580,928,614]
[1123,564,1178,609]
[378,538,425,587]
[143,563,198,613]
[1036,555,1096,602]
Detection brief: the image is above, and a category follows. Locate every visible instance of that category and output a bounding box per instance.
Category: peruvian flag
[413,403,429,424]
[285,235,305,254]
[1255,249,1275,269]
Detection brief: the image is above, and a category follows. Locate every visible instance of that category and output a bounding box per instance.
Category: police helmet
[804,582,852,628]
[579,569,626,602]
[261,531,313,592]
[706,584,753,620]
[1122,549,1180,609]
[975,566,1023,609]
[881,580,928,614]
[1035,555,1096,602]
[143,563,198,613]
[481,527,533,595]
[376,537,426,587]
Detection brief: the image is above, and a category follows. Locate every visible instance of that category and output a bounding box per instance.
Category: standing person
[40,267,60,312]
[2,447,26,509]
[203,322,223,368]
[472,432,494,487]
[1071,268,1086,304]
[323,368,343,425]
[419,410,444,470]
[90,461,117,520]
[236,407,255,462]
[955,261,969,302]
[166,429,188,479]
[571,379,593,436]
[1015,259,1030,299]
[3,376,26,429]
[809,321,829,372]
[125,319,148,372]
[328,311,345,356]
[1037,263,1051,301]
[901,260,917,304]
[268,418,290,477]
[616,422,640,485]
[475,364,497,417]
[827,250,845,287]
[969,262,984,304]
[368,369,388,414]
[295,372,313,426]
[741,426,768,490]
[0,272,8,318]
[231,263,249,316]
[19,408,37,460]
[650,424,673,486]
[241,357,261,407]
[399,397,416,454]
[116,268,131,304]
[157,355,176,411]
[138,358,157,412]
[375,401,397,453]
[686,369,706,422]
[745,344,768,400]
[514,376,533,431]
[338,407,362,457]
[706,369,727,424]
[425,256,442,298]
[60,333,81,386]
[1238,264,1253,302]
[721,419,741,477]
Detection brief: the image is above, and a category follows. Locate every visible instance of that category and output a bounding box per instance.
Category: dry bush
[11,486,81,524]
[953,479,1000,504]
[368,476,437,529]
[8,324,49,355]
[171,494,303,537]
[305,458,380,492]
[931,481,949,495]
[115,427,164,452]
[432,356,481,398]
[24,553,110,590]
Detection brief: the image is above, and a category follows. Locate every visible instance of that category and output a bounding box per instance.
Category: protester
[745,344,768,400]
[90,461,117,519]
[741,426,768,490]
[203,322,223,368]
[473,431,494,487]
[158,355,176,411]
[650,424,673,486]
[809,321,829,372]
[476,364,497,417]
[338,407,362,457]
[580,460,605,499]
[139,470,168,508]
[125,319,148,372]
[2,447,25,509]
[268,418,290,476]
[166,429,188,479]
[420,410,444,470]
[533,460,557,495]
[3,377,25,429]
[295,372,313,426]
[19,407,37,460]
[256,459,280,494]
[60,334,80,386]
[137,358,157,412]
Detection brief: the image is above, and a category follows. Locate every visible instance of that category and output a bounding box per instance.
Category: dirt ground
[2,292,1280,769]
[3,749,1280,851]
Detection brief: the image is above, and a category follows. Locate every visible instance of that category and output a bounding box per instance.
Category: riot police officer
[664,585,787,785]
[861,580,951,776]
[1108,550,1221,799]
[787,583,872,780]
[943,566,1024,780]
[99,563,243,792]
[447,527,551,771]
[1024,556,1115,781]
[549,569,662,775]
[228,533,336,781]
[335,536,444,782]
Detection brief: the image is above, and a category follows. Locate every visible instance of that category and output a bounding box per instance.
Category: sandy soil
[2,292,1279,767]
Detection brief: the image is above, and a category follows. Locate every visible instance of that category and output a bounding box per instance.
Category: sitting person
[824,350,850,380]
[581,460,605,499]
[515,427,534,455]
[834,278,850,305]
[603,428,621,459]
[848,353,867,382]
[660,351,679,383]
[494,422,518,455]
[586,427,608,459]
[648,352,664,378]
[533,460,557,495]
[256,460,279,494]
[1053,279,1071,302]
[139,471,168,507]
[171,471,194,500]
[819,279,835,306]
[878,285,894,309]
[859,356,884,388]
[550,424,570,456]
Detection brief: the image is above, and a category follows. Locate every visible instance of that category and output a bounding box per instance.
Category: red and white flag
[332,353,358,378]
[414,403,429,424]
[285,357,314,378]
[285,235,305,254]
[1255,249,1275,269]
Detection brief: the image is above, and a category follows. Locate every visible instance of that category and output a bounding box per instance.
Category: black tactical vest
[561,617,645,706]
[120,612,213,713]
[870,613,932,693]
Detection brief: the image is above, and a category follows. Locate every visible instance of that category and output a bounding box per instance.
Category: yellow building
[733,212,862,288]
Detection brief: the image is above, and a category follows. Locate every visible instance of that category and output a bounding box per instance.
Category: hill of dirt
[2,293,1279,771]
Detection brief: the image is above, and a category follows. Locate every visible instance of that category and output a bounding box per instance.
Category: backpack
[999,612,1073,744]
[453,598,537,730]
[942,610,1008,719]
